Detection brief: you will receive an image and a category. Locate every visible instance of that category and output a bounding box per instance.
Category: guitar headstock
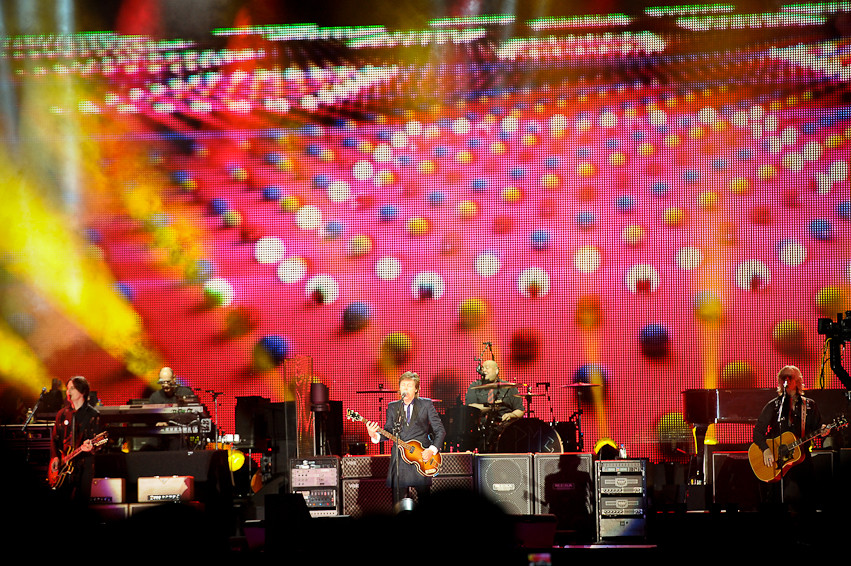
[834,415,848,430]
[346,409,364,423]
[93,431,109,447]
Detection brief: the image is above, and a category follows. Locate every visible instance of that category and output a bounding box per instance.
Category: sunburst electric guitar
[346,409,441,477]
[48,431,109,490]
[748,416,847,482]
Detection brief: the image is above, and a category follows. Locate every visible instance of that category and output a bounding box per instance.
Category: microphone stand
[776,390,788,504]
[393,401,404,505]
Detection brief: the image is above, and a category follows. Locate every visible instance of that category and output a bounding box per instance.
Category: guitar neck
[374,427,409,448]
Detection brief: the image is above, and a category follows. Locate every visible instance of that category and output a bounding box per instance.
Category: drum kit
[456,379,601,454]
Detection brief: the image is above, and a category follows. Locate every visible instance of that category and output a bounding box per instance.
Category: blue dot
[683,170,699,183]
[837,201,851,221]
[343,302,371,332]
[531,229,550,250]
[263,186,281,201]
[379,205,398,221]
[305,144,322,157]
[209,198,229,216]
[737,148,752,160]
[605,138,620,150]
[576,211,596,230]
[114,282,133,302]
[433,146,449,158]
[651,182,668,197]
[428,191,446,206]
[545,156,560,169]
[509,167,525,179]
[313,175,330,189]
[639,324,670,358]
[616,195,635,213]
[810,218,833,241]
[325,220,344,238]
[471,178,489,191]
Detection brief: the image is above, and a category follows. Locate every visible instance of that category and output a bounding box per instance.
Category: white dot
[352,160,374,181]
[375,256,401,281]
[475,252,501,277]
[626,264,660,293]
[735,260,771,291]
[295,205,322,230]
[676,247,703,271]
[254,237,286,264]
[277,257,307,283]
[574,246,601,274]
[778,238,806,267]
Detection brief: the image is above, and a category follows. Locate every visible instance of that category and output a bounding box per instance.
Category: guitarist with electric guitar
[50,376,104,500]
[351,371,445,505]
[751,366,832,505]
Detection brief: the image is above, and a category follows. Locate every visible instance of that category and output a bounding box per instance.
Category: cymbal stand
[540,382,554,424]
[569,405,585,451]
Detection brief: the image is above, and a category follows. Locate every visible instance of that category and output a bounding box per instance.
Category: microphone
[483,341,492,346]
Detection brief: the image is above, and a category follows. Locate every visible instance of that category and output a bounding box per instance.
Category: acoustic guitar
[346,409,441,477]
[48,431,109,490]
[748,416,846,482]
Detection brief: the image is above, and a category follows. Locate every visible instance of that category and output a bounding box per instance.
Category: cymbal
[470,381,517,390]
[514,393,546,398]
[559,382,601,389]
[356,389,395,394]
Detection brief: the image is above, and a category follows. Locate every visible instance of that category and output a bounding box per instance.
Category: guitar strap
[800,396,808,439]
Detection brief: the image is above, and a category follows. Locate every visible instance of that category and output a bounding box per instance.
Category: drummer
[465,360,524,423]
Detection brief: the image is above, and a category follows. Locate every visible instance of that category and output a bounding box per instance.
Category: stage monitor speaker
[712,451,760,510]
[532,453,595,538]
[475,453,533,515]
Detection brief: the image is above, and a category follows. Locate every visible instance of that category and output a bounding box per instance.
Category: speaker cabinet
[711,451,760,510]
[475,453,533,514]
[533,453,595,539]
[341,454,390,479]
[342,478,393,517]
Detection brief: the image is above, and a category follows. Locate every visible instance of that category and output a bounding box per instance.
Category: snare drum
[496,418,563,453]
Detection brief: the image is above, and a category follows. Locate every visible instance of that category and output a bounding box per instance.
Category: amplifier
[137,476,194,502]
[341,454,389,479]
[597,475,644,495]
[439,452,474,476]
[597,496,644,516]
[290,457,340,517]
[90,478,126,504]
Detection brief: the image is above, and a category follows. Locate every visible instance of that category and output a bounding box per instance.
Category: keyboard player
[150,367,195,405]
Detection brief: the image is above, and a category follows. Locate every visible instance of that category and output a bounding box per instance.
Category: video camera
[818,311,851,390]
[818,311,851,341]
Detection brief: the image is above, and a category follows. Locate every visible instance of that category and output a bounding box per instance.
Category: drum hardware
[496,418,563,453]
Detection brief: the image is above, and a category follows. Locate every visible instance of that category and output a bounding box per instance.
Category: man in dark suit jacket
[366,371,446,504]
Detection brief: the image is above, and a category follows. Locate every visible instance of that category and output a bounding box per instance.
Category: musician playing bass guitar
[50,376,101,501]
[752,366,828,510]
[364,371,445,506]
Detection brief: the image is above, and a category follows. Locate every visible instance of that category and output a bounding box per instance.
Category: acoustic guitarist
[364,371,446,506]
[752,366,828,509]
[50,376,101,501]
